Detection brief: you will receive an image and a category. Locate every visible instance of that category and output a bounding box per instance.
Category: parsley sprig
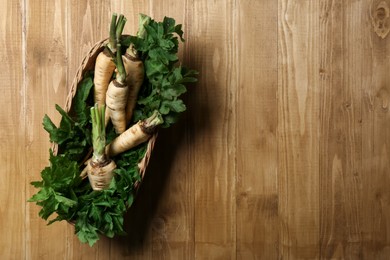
[29,15,197,246]
[124,15,198,127]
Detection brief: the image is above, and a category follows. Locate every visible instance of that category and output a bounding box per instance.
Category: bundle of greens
[29,14,197,246]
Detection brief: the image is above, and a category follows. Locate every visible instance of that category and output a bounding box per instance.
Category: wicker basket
[53,38,157,190]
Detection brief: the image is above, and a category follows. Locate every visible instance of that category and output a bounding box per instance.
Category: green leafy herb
[29,15,197,247]
[30,74,147,245]
[73,74,94,126]
[42,74,94,162]
[28,151,80,221]
[125,15,198,127]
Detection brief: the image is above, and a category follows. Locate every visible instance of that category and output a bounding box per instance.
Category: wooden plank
[278,0,320,258]
[361,0,390,258]
[0,0,24,259]
[190,0,237,259]
[319,1,364,258]
[109,1,149,36]
[146,2,195,260]
[25,0,69,258]
[65,1,112,258]
[148,2,194,260]
[235,0,278,259]
[107,3,154,260]
[108,2,195,259]
[11,0,390,258]
[67,0,113,80]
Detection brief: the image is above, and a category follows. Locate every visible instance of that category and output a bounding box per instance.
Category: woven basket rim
[53,37,156,189]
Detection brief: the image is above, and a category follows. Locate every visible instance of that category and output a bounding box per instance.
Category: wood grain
[319,0,364,258]
[107,3,155,259]
[278,0,320,258]
[236,0,278,259]
[1,0,390,258]
[0,0,24,258]
[147,2,195,259]
[189,0,237,259]
[66,1,112,258]
[361,0,390,258]
[24,0,70,259]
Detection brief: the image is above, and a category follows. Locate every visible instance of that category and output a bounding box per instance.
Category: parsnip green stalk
[87,104,116,190]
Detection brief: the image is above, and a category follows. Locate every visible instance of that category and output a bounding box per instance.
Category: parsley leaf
[28,151,80,222]
[72,73,94,126]
[30,15,197,247]
[42,74,94,162]
[127,15,198,127]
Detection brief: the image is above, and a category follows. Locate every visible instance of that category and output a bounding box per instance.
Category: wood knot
[376,87,390,110]
[372,1,390,39]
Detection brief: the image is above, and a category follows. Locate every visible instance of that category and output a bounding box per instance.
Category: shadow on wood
[109,42,205,255]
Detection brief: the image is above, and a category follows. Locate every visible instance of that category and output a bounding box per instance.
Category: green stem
[91,104,107,163]
[142,110,164,133]
[116,43,126,84]
[116,15,126,41]
[137,14,151,39]
[108,13,118,53]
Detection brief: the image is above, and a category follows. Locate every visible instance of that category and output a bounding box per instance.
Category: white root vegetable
[106,110,163,157]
